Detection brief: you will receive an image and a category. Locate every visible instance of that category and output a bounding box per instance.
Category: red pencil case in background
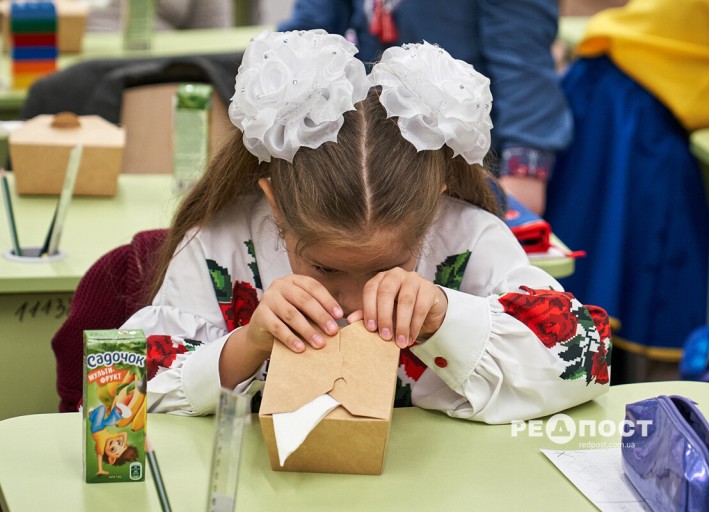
[504,194,551,254]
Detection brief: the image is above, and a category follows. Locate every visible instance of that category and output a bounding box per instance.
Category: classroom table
[0,171,575,421]
[529,234,575,279]
[0,173,177,420]
[0,25,271,119]
[0,381,706,511]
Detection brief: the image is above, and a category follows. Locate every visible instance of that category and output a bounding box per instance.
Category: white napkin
[272,394,340,466]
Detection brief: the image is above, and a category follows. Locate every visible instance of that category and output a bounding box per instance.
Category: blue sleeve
[479,0,573,154]
[277,0,354,35]
[89,405,121,433]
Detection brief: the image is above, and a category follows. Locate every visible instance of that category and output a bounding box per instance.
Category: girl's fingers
[362,270,447,348]
[393,276,420,348]
[347,310,364,324]
[280,283,338,341]
[374,270,404,341]
[254,274,343,351]
[250,307,305,353]
[271,295,335,349]
[420,287,448,339]
[362,273,384,333]
[291,274,344,321]
[407,289,435,347]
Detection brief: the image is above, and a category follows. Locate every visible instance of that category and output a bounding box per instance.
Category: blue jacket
[278,0,572,161]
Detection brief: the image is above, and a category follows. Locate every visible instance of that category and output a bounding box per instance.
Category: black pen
[40,205,57,257]
[0,168,21,256]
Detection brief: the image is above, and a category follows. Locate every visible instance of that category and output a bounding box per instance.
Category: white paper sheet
[541,448,652,512]
[272,394,340,466]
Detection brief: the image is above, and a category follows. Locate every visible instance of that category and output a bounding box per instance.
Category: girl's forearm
[218,326,271,389]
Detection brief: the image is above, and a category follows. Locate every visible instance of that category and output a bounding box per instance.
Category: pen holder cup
[3,246,66,262]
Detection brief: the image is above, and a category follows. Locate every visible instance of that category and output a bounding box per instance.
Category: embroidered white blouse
[122,194,611,424]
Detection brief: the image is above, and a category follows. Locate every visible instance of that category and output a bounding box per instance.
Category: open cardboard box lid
[260,321,399,420]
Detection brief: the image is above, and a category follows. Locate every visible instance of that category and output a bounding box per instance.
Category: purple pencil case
[621,395,709,512]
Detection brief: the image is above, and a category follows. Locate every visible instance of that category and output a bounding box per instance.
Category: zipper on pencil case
[659,395,709,462]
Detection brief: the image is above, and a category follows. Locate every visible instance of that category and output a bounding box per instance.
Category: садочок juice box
[83,329,147,483]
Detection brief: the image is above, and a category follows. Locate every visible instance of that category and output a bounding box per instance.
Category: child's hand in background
[348,269,448,348]
[245,274,344,353]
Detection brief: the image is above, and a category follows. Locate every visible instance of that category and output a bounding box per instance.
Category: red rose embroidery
[587,305,612,341]
[591,342,609,384]
[400,349,427,381]
[146,335,187,380]
[231,281,258,329]
[499,286,578,348]
[219,303,234,331]
[219,281,259,331]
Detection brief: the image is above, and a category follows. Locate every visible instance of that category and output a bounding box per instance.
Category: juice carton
[172,83,212,192]
[83,329,147,483]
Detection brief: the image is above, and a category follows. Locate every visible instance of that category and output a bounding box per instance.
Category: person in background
[86,0,233,31]
[277,0,573,215]
[559,0,627,16]
[121,30,610,423]
[544,0,709,377]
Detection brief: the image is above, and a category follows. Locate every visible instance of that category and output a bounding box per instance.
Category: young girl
[123,29,611,423]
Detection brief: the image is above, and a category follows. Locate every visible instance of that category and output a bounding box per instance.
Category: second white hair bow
[370,41,493,166]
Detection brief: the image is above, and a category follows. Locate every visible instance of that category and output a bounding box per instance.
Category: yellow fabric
[576,0,709,131]
[91,428,114,456]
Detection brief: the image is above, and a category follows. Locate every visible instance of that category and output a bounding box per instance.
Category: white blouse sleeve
[410,208,611,424]
[121,233,233,416]
[410,286,610,424]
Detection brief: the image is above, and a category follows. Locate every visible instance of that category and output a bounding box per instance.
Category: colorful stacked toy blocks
[10,1,58,90]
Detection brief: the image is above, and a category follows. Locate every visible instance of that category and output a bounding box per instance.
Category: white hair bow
[229,30,493,165]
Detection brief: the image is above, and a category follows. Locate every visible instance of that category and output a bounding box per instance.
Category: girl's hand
[244,274,343,353]
[348,268,448,348]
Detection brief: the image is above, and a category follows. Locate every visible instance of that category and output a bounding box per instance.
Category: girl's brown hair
[148,90,499,301]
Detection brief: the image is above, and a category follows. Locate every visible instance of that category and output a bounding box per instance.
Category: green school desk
[0,173,574,421]
[1,381,707,511]
[0,25,270,119]
[0,173,177,420]
[531,234,575,279]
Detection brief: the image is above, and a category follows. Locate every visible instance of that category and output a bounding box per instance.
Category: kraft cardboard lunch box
[9,113,125,196]
[259,321,400,475]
